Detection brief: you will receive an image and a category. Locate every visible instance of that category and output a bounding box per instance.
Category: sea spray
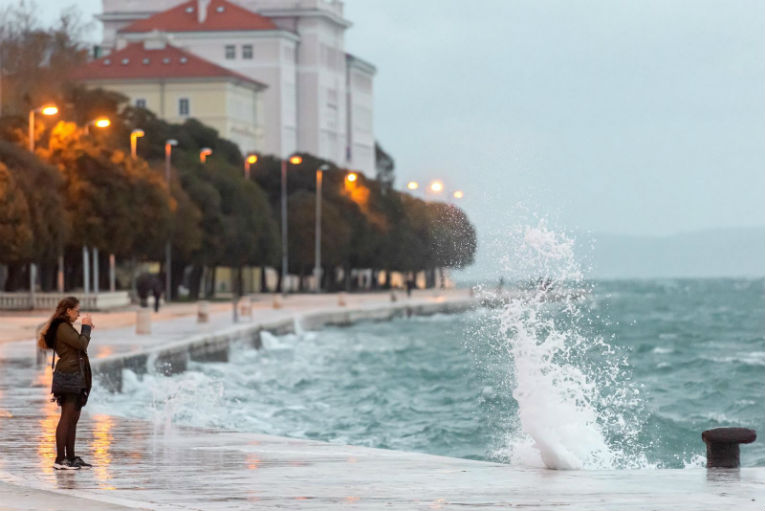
[483,220,645,469]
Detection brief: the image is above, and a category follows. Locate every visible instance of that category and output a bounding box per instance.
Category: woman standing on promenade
[38,297,95,470]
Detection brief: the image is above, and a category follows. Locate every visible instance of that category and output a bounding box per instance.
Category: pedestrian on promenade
[406,275,415,297]
[152,275,164,312]
[37,296,95,470]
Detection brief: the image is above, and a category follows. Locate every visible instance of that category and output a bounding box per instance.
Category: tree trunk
[39,262,54,292]
[343,264,351,292]
[208,266,217,299]
[260,266,268,293]
[4,263,25,292]
[322,265,333,292]
[276,266,283,293]
[426,268,436,289]
[170,259,184,300]
[188,264,203,300]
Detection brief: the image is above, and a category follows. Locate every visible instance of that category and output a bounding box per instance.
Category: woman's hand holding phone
[81,314,94,329]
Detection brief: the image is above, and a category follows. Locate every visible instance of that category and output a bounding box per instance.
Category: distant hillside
[582,227,765,279]
[453,226,765,283]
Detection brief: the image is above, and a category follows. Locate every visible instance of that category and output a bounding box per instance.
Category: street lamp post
[164,139,178,302]
[314,163,330,292]
[84,117,111,297]
[130,129,144,159]
[127,129,145,301]
[281,155,302,296]
[27,104,58,306]
[28,104,58,152]
[244,154,257,179]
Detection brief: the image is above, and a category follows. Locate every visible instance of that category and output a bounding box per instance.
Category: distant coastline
[455,226,765,282]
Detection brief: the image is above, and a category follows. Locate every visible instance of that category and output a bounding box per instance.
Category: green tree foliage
[41,121,174,260]
[427,202,477,270]
[375,141,395,187]
[0,161,33,261]
[0,139,68,263]
[287,190,351,277]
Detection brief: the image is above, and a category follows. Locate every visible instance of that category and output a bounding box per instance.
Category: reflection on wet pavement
[0,350,763,510]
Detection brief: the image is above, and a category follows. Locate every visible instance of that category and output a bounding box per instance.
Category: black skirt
[52,389,90,410]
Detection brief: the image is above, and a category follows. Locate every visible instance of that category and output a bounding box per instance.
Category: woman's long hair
[37,296,79,350]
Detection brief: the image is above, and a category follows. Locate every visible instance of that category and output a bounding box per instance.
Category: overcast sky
[34,0,765,275]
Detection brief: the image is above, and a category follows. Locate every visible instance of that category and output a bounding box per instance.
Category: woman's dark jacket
[53,322,93,393]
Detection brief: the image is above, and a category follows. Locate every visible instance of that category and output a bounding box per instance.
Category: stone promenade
[0,290,761,510]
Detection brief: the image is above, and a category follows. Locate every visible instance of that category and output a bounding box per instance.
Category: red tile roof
[120,0,278,33]
[72,42,264,87]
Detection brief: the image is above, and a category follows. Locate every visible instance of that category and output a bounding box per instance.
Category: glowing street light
[346,172,358,183]
[130,129,144,159]
[28,104,58,152]
[85,117,111,136]
[244,154,258,179]
[453,190,464,199]
[407,181,419,190]
[430,180,444,193]
[200,147,213,163]
[289,155,303,165]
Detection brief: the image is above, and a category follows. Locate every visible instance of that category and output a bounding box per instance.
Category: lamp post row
[406,180,465,201]
[27,105,113,306]
[28,104,363,304]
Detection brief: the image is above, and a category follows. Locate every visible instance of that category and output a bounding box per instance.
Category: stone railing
[0,292,131,311]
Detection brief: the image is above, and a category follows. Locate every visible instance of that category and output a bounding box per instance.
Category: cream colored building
[97,0,377,174]
[75,38,267,152]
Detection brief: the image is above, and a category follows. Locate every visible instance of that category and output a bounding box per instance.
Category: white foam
[492,220,644,470]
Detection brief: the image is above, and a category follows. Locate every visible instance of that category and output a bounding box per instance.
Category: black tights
[55,397,81,461]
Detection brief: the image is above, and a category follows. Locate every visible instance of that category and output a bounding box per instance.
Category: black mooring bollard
[701,427,756,468]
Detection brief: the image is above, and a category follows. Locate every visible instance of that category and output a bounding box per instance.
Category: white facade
[99,0,376,174]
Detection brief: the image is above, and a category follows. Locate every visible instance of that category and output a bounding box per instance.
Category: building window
[225,45,235,59]
[179,98,190,116]
[242,44,253,59]
[135,98,147,109]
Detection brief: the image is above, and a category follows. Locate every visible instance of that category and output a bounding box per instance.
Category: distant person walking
[406,275,415,297]
[152,275,164,313]
[38,296,95,470]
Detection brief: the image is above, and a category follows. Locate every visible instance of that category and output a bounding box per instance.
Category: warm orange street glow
[289,155,303,165]
[41,105,58,116]
[346,172,358,183]
[94,118,111,128]
[430,181,444,193]
[131,129,145,139]
[247,154,258,164]
[200,147,213,163]
[407,181,419,190]
[453,190,464,199]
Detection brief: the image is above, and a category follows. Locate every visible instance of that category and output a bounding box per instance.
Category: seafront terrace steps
[0,290,762,510]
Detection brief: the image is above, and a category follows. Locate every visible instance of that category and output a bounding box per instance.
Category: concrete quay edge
[90,297,478,392]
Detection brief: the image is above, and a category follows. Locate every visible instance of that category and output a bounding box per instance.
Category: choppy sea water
[90,278,764,470]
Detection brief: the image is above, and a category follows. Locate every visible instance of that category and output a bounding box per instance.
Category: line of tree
[0,1,477,296]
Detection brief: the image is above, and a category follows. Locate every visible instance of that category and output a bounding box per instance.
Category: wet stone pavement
[0,325,763,509]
